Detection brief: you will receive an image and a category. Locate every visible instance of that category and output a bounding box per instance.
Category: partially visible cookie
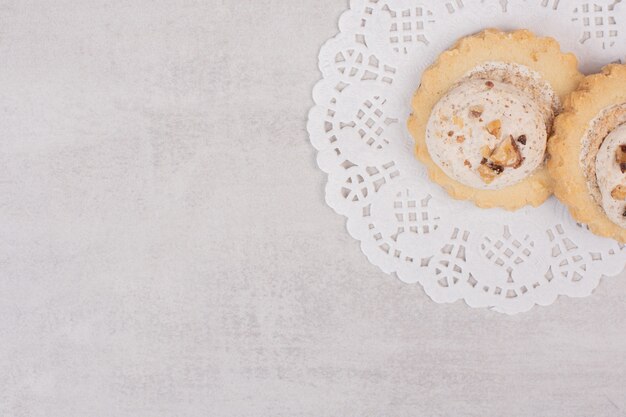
[548,64,626,242]
[408,29,583,210]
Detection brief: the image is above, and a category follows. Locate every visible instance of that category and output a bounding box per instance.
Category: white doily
[308,0,626,314]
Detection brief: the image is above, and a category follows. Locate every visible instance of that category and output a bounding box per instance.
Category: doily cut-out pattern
[308,0,626,314]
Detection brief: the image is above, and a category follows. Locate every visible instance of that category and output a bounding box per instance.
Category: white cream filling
[465,61,560,126]
[426,75,548,190]
[596,124,626,228]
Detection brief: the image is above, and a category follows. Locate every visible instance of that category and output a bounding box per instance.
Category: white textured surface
[1,1,626,416]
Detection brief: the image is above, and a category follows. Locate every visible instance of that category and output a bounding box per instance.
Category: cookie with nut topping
[408,29,583,210]
[549,64,626,242]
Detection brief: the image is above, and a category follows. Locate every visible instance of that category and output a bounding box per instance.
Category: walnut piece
[476,135,524,184]
[490,136,523,169]
[611,185,626,200]
[477,164,497,184]
[469,105,484,118]
[453,115,464,129]
[616,145,626,173]
[478,161,503,184]
[486,119,502,139]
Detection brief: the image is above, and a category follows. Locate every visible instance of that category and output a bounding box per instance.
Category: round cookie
[548,64,626,242]
[408,29,583,210]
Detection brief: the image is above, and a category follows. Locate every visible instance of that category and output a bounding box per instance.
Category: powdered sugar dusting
[464,61,560,129]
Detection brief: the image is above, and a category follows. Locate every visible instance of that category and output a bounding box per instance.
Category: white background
[1,1,626,416]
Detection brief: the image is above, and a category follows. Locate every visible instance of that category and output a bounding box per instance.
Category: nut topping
[611,185,626,200]
[456,135,465,143]
[453,115,464,129]
[616,144,626,173]
[464,160,472,169]
[478,164,498,184]
[476,135,525,184]
[486,119,502,139]
[490,135,523,169]
[469,105,484,118]
[478,161,504,184]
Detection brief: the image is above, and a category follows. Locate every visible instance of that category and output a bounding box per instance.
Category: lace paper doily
[308,0,626,314]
